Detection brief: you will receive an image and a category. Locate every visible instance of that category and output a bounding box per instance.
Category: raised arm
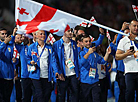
[93,28,105,47]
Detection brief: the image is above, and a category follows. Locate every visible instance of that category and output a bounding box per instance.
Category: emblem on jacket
[49,49,51,54]
[73,45,75,49]
[8,47,11,52]
[45,48,48,51]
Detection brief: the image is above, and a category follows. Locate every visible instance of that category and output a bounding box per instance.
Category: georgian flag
[13,46,20,59]
[89,35,95,42]
[79,16,97,27]
[15,0,85,36]
[106,30,111,41]
[46,33,56,45]
[132,5,138,12]
[31,51,37,56]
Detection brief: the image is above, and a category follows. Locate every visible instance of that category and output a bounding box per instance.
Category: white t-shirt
[97,63,106,79]
[117,36,138,74]
[38,44,49,78]
[63,42,76,76]
[97,54,106,79]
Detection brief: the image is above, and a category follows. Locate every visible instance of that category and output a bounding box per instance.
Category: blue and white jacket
[53,38,79,77]
[0,42,18,78]
[27,42,58,81]
[92,34,104,47]
[19,45,30,78]
[79,47,107,84]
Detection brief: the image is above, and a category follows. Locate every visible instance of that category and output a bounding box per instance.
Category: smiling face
[82,37,91,49]
[0,30,7,41]
[15,34,22,44]
[37,30,46,41]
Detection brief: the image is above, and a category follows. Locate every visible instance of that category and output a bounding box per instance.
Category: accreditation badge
[27,65,31,72]
[65,59,75,69]
[30,65,36,72]
[89,68,96,78]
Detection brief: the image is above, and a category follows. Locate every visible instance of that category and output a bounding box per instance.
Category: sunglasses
[67,28,74,33]
[1,33,7,35]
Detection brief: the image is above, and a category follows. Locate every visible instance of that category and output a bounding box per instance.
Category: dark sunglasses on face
[39,33,45,35]
[85,40,91,43]
[67,28,74,33]
[1,33,7,35]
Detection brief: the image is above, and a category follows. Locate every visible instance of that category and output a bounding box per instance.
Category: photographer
[116,20,138,102]
[79,35,111,102]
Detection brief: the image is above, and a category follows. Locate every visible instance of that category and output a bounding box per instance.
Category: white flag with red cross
[13,46,20,59]
[46,33,56,45]
[106,30,111,41]
[79,16,97,27]
[89,35,95,42]
[15,0,86,36]
[132,5,138,12]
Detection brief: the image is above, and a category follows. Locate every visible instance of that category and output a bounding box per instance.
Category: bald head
[15,34,22,44]
[129,20,138,35]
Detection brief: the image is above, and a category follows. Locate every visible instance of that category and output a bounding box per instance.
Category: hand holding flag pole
[134,12,138,21]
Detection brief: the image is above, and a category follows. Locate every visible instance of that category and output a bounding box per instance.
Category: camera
[92,43,95,47]
[130,46,134,52]
[56,74,58,78]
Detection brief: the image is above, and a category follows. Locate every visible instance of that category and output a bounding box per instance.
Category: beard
[131,30,138,35]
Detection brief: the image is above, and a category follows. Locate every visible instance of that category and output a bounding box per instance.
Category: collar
[35,42,47,48]
[63,41,71,46]
[37,43,45,49]
[83,47,89,52]
[60,38,72,45]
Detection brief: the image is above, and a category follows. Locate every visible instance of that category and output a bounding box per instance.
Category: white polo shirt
[38,44,49,78]
[117,36,138,74]
[63,42,76,76]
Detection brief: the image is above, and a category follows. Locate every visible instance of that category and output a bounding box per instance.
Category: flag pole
[58,10,129,37]
[86,20,129,36]
[134,12,138,21]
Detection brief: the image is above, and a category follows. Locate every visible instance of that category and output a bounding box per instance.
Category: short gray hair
[36,30,45,35]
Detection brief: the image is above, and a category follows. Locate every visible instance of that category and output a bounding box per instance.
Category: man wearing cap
[53,28,79,102]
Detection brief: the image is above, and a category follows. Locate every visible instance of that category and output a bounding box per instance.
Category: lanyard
[130,40,138,49]
[130,40,133,45]
[36,44,46,62]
